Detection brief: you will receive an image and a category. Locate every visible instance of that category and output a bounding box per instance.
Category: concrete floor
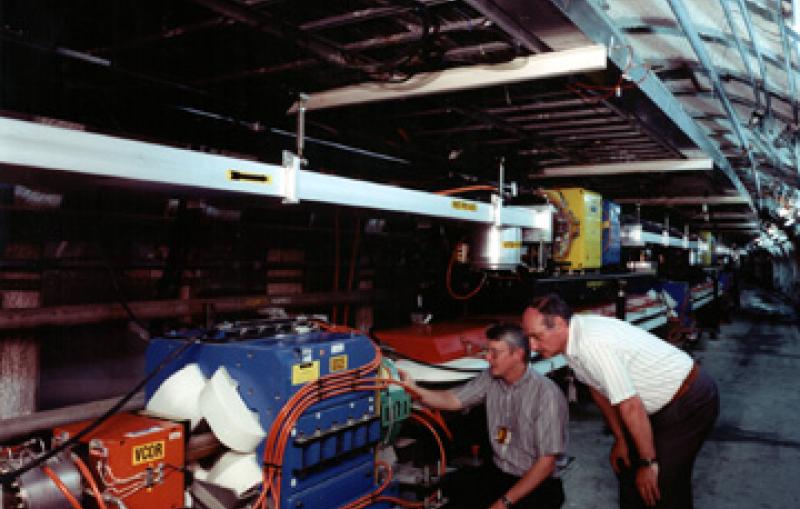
[561,315,800,508]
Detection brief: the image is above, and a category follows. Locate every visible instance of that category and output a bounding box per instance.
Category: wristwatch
[639,458,658,468]
[501,495,513,508]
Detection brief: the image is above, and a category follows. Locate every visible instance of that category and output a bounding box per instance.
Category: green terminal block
[380,385,411,443]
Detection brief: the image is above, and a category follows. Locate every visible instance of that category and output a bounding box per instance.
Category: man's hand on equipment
[609,439,630,474]
[636,462,660,506]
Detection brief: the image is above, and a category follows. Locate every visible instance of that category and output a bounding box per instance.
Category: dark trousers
[445,461,564,509]
[618,367,719,509]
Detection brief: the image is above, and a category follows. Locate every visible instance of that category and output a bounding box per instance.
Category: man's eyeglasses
[484,347,510,359]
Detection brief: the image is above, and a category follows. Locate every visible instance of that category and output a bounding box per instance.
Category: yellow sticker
[329,355,348,373]
[227,169,272,184]
[451,200,477,212]
[502,241,522,248]
[132,441,165,466]
[292,361,320,385]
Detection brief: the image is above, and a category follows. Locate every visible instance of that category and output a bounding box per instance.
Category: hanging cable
[446,244,487,301]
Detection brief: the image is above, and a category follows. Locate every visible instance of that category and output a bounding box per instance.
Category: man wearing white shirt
[522,293,718,509]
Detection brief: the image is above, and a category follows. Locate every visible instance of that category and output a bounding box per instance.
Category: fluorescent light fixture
[615,195,751,206]
[288,45,607,112]
[537,158,712,178]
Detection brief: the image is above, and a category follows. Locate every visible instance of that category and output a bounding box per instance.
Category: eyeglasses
[484,347,510,359]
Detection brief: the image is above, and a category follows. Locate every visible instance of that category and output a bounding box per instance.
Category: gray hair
[486,323,530,361]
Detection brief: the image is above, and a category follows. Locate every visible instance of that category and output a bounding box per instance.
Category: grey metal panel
[544,0,754,212]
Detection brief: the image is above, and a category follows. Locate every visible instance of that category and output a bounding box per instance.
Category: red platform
[375,320,495,363]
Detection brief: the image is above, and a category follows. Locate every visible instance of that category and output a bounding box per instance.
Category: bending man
[401,323,568,509]
[523,293,719,509]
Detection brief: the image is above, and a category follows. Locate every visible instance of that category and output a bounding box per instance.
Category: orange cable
[259,346,383,508]
[42,465,84,509]
[434,185,496,196]
[339,460,394,509]
[71,455,109,509]
[446,246,486,300]
[410,414,447,476]
[414,407,453,442]
[376,495,425,508]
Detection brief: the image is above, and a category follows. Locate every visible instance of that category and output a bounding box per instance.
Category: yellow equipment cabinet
[546,188,603,270]
[699,230,715,266]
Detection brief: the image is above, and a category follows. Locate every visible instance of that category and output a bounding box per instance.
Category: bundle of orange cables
[252,337,450,509]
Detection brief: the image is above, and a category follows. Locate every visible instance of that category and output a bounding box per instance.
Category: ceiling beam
[546,0,754,212]
[534,158,713,178]
[287,44,607,112]
[616,196,752,206]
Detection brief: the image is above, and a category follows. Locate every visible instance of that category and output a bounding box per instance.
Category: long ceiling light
[535,158,712,178]
[615,196,752,206]
[287,44,607,113]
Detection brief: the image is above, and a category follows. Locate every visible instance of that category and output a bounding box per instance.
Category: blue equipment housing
[658,281,693,327]
[602,200,621,266]
[145,326,390,509]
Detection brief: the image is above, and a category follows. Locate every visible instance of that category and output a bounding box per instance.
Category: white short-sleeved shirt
[565,314,694,414]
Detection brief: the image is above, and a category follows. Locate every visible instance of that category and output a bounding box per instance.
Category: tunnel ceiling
[3,0,800,243]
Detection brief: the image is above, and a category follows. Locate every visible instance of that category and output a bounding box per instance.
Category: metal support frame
[462,0,550,53]
[281,150,300,204]
[0,117,548,230]
[295,93,309,160]
[732,0,771,112]
[667,0,750,153]
[774,3,800,175]
[546,0,754,213]
[719,0,763,110]
[666,0,765,208]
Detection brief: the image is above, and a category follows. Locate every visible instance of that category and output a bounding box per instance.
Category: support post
[616,279,627,320]
[0,243,42,419]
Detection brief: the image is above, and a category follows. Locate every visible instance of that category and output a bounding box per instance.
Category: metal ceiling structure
[3,0,800,243]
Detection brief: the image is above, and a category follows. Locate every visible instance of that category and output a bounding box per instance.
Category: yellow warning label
[132,441,165,466]
[292,361,320,385]
[227,169,272,184]
[451,200,478,212]
[329,355,348,373]
[502,241,522,248]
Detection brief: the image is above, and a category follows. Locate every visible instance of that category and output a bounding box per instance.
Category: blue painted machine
[145,320,392,509]
[659,281,693,326]
[602,199,621,266]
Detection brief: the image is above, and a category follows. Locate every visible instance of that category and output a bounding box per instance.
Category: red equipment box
[375,320,494,363]
[54,413,185,509]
